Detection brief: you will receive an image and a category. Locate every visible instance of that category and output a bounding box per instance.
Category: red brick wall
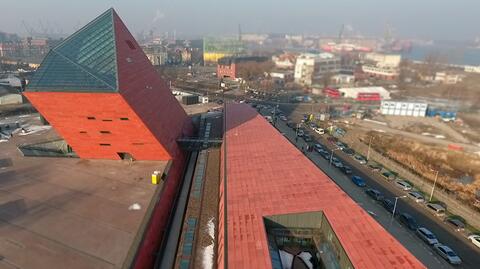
[113,12,193,160]
[217,63,236,79]
[24,92,171,160]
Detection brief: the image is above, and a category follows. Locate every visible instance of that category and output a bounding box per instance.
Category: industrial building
[142,44,168,66]
[216,56,269,79]
[294,53,340,86]
[362,52,401,80]
[217,103,425,269]
[381,100,428,117]
[338,86,391,101]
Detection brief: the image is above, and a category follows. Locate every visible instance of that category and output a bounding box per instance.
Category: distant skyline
[1,0,480,40]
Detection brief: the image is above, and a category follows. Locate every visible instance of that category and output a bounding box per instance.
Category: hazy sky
[1,0,479,40]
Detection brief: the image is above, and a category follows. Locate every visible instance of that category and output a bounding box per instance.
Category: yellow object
[203,52,233,64]
[151,171,161,185]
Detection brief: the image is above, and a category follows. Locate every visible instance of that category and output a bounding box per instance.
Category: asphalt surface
[259,107,480,269]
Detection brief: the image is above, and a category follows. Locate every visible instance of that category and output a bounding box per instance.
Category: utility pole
[429,170,440,202]
[390,195,406,227]
[366,136,373,161]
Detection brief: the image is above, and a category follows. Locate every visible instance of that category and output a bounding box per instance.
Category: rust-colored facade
[25,9,192,161]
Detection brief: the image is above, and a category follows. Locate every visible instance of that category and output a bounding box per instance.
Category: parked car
[467,234,480,249]
[399,213,418,230]
[351,176,366,187]
[353,154,367,165]
[381,171,396,180]
[382,199,396,213]
[416,227,439,245]
[332,160,343,168]
[335,141,348,150]
[433,244,462,265]
[342,148,355,155]
[314,143,324,151]
[340,165,352,174]
[303,134,312,142]
[366,188,384,201]
[445,218,465,232]
[407,191,425,203]
[297,130,304,137]
[395,180,412,191]
[286,121,295,128]
[368,162,382,172]
[321,151,330,160]
[313,127,325,135]
[279,115,287,121]
[426,203,446,217]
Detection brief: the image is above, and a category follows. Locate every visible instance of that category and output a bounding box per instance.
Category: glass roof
[27,9,118,92]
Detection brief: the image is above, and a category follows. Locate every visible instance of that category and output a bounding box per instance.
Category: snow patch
[202,217,215,269]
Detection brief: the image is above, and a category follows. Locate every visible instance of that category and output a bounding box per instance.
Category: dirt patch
[363,131,480,204]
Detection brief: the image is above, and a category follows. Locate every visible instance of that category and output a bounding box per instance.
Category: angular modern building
[218,104,425,269]
[25,8,192,161]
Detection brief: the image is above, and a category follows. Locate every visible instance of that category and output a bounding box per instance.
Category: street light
[390,195,407,226]
[329,148,341,166]
[429,169,440,202]
[366,136,373,161]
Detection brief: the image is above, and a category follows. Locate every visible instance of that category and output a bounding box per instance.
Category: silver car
[407,191,425,203]
[395,180,412,191]
[434,244,462,265]
[416,227,439,245]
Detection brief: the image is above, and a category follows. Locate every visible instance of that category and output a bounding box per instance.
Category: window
[132,142,144,145]
[100,131,111,134]
[126,57,133,63]
[79,131,87,134]
[125,40,136,50]
[120,117,129,121]
[99,143,111,146]
[87,116,96,120]
[102,119,113,122]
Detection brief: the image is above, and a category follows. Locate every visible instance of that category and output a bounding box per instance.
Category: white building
[465,65,480,73]
[272,53,296,69]
[381,101,428,117]
[434,72,463,84]
[294,53,340,86]
[332,74,355,85]
[338,86,391,100]
[362,53,401,80]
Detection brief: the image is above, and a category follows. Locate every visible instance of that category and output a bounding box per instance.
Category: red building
[25,9,192,161]
[217,56,268,79]
[218,103,425,269]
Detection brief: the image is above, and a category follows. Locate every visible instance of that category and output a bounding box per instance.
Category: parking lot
[258,105,480,268]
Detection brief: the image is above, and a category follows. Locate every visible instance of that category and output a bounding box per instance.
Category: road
[259,107,480,269]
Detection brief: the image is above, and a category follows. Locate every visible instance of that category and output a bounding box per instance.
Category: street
[260,107,480,269]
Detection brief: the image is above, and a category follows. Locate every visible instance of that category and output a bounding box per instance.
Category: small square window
[87,116,96,120]
[99,143,111,146]
[100,131,111,134]
[102,119,113,122]
[120,117,129,121]
[79,131,87,134]
[132,142,144,145]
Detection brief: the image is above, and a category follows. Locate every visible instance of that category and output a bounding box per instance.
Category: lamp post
[390,195,407,226]
[429,169,440,202]
[366,136,373,161]
[329,148,341,166]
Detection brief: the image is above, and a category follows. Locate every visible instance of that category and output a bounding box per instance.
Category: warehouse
[338,86,391,101]
[381,101,428,117]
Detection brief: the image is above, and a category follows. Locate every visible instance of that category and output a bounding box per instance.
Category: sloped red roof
[218,103,425,269]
